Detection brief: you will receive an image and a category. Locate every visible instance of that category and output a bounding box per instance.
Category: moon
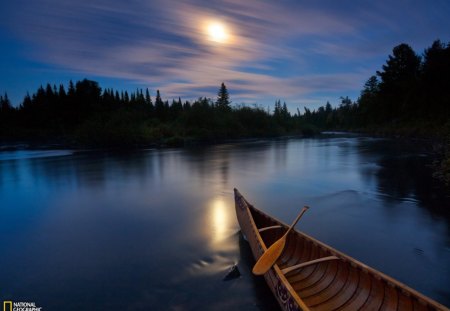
[206,22,228,43]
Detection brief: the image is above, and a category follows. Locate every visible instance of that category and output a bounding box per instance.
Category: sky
[0,0,449,111]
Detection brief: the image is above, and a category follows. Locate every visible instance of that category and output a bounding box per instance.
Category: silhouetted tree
[170,97,183,119]
[68,80,75,97]
[377,43,421,119]
[357,76,380,124]
[378,44,421,87]
[0,93,12,113]
[145,88,154,116]
[154,90,168,120]
[216,82,231,111]
[0,93,15,137]
[76,79,101,107]
[58,84,66,98]
[421,40,450,118]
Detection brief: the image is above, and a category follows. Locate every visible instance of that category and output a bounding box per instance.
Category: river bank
[352,124,450,186]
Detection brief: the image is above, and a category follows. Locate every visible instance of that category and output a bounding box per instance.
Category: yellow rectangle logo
[3,301,12,311]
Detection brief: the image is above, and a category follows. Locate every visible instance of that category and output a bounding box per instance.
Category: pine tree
[282,102,290,118]
[0,93,12,113]
[145,88,152,106]
[59,84,66,98]
[377,44,421,86]
[376,43,421,119]
[274,100,281,116]
[422,40,450,118]
[155,90,166,120]
[216,82,231,111]
[155,90,163,106]
[68,80,75,97]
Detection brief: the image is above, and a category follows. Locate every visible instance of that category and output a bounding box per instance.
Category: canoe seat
[258,225,283,233]
[281,256,339,274]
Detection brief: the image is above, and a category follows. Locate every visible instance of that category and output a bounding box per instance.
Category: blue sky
[0,0,449,111]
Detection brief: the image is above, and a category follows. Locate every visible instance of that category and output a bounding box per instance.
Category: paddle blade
[252,237,286,275]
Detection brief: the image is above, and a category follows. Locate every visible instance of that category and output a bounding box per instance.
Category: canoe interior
[243,194,449,311]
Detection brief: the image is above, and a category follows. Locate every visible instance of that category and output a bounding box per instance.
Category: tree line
[301,39,450,137]
[1,39,449,149]
[0,81,316,147]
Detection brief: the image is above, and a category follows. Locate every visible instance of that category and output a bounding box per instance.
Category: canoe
[234,188,449,311]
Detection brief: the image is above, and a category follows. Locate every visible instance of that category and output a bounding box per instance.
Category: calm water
[1,135,449,310]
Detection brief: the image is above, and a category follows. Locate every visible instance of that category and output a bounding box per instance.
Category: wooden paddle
[252,206,309,275]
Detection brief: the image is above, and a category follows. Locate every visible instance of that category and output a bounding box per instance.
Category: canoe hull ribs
[233,188,449,311]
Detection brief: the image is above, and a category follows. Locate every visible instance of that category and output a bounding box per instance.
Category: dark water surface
[1,135,449,310]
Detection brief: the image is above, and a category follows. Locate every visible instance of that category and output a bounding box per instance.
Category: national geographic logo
[3,301,43,311]
[2,302,11,311]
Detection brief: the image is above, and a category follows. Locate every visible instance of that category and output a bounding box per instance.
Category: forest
[302,40,450,136]
[0,81,313,148]
[0,40,449,180]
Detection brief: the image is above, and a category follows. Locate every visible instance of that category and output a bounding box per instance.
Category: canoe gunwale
[234,188,450,311]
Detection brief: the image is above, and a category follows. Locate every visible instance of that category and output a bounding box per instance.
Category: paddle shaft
[252,206,309,275]
[284,206,309,237]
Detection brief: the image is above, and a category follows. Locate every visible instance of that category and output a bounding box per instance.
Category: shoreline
[0,134,310,152]
[0,130,443,151]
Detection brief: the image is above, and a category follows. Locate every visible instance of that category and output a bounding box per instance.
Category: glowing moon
[206,22,228,43]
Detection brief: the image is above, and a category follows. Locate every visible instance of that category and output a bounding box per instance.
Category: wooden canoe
[234,188,449,311]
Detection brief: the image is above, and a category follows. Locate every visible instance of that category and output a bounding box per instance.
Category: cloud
[2,0,450,108]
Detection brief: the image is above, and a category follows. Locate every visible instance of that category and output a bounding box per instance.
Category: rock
[223,264,241,281]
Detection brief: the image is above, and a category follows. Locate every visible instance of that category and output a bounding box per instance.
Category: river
[0,134,449,310]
